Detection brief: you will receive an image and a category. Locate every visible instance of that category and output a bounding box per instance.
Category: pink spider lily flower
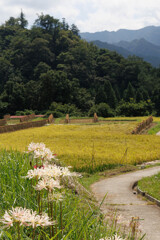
[0,207,54,229]
[27,142,46,153]
[99,234,126,240]
[27,212,54,228]
[27,142,57,163]
[34,178,61,192]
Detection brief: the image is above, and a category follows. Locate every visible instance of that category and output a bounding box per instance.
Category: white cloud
[0,0,160,31]
[76,0,160,32]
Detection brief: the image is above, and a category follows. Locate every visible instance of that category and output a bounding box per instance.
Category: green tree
[97,103,115,117]
[70,24,79,36]
[2,77,25,113]
[152,89,160,115]
[39,70,72,109]
[116,100,154,116]
[62,18,69,30]
[89,103,114,117]
[34,14,60,32]
[114,85,121,102]
[136,89,143,102]
[24,80,41,110]
[123,82,135,102]
[5,17,19,27]
[141,88,149,101]
[29,38,55,67]
[104,80,117,108]
[0,12,159,116]
[95,85,107,104]
[18,11,28,28]
[0,101,9,118]
[34,62,51,80]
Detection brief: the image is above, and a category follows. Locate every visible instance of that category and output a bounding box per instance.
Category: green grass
[138,172,160,201]
[0,150,36,213]
[79,173,102,190]
[148,122,160,135]
[0,149,145,239]
[0,149,119,240]
[31,117,46,121]
[6,117,46,125]
[54,118,64,124]
[6,119,20,125]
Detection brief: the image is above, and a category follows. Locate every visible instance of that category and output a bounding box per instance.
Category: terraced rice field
[0,117,160,172]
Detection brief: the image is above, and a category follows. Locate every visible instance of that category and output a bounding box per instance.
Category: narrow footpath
[91,166,160,240]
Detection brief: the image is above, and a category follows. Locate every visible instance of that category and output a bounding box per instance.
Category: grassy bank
[148,122,160,135]
[138,172,160,201]
[0,149,110,239]
[0,149,143,239]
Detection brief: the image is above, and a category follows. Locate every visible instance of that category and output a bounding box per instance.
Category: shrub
[48,102,82,117]
[0,101,9,118]
[16,109,35,116]
[88,103,115,117]
[116,100,154,117]
[88,105,98,117]
[97,103,115,117]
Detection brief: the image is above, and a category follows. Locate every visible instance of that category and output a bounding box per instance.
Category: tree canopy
[0,12,160,117]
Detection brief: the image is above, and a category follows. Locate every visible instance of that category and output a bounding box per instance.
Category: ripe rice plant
[0,117,159,173]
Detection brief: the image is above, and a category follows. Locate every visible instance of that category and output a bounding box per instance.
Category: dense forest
[0,12,160,118]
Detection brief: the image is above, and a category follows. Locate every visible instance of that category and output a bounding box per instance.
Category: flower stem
[55,201,57,240]
[47,190,52,238]
[60,201,63,234]
[50,201,54,237]
[47,191,50,217]
[17,222,20,240]
[38,191,40,214]
[41,190,43,214]
[32,227,36,240]
[36,158,38,168]
[31,178,33,195]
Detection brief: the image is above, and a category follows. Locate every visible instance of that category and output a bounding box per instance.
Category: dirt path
[91,166,160,240]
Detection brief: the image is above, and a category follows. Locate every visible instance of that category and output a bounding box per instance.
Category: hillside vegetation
[0,13,160,117]
[93,39,160,67]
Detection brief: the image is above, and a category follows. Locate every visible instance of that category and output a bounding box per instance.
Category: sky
[0,0,160,32]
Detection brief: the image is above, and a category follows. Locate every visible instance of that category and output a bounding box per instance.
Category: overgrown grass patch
[31,117,46,121]
[148,122,160,135]
[6,119,20,125]
[0,149,112,239]
[138,173,160,201]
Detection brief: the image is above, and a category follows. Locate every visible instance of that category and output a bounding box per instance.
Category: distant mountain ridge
[92,39,160,67]
[80,26,160,46]
[92,40,132,57]
[81,26,160,67]
[115,38,160,57]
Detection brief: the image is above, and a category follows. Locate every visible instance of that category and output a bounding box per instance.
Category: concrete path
[91,166,160,240]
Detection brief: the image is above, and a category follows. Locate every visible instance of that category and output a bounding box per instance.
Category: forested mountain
[91,40,132,58]
[81,26,160,67]
[80,26,160,45]
[92,39,160,67]
[0,13,160,117]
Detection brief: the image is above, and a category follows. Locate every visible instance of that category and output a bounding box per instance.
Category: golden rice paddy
[0,117,160,172]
